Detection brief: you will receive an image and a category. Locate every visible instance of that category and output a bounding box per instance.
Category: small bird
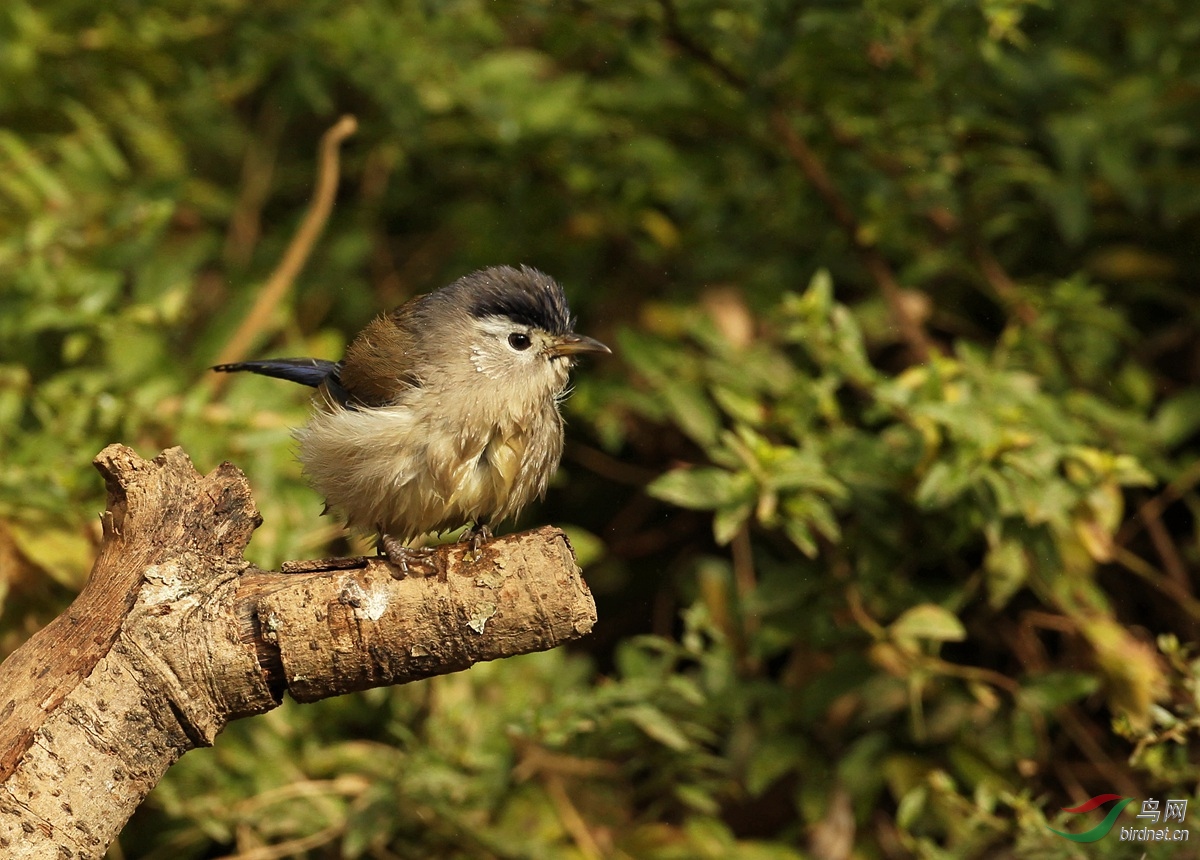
[214,265,609,571]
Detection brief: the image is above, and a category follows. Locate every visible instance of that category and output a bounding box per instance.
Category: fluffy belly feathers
[294,402,559,542]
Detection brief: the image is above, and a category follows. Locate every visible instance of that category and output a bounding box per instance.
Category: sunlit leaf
[890,605,967,646]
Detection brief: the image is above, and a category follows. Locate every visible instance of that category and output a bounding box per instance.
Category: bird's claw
[378,534,435,579]
[460,522,493,561]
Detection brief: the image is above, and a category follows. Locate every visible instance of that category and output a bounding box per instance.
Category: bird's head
[431,266,610,405]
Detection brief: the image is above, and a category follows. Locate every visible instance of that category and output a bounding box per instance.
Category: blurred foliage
[2,0,1200,857]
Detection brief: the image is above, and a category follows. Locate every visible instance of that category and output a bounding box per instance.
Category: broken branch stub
[0,444,596,859]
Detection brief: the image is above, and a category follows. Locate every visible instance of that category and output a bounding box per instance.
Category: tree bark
[0,445,597,858]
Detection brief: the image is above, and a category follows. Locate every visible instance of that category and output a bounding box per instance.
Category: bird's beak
[547,333,612,358]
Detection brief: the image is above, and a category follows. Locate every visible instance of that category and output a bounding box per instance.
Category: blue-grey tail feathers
[213,357,358,407]
[212,358,340,387]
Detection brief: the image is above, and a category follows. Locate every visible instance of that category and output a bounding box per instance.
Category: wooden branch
[0,445,596,858]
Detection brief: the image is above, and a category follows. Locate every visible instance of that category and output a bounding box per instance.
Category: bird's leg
[460,520,493,561]
[377,532,435,579]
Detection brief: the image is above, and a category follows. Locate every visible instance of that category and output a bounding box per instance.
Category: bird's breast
[436,428,528,512]
[296,398,561,540]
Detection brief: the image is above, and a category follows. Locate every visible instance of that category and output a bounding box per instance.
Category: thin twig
[209,115,358,394]
[219,824,342,860]
[998,620,1051,763]
[657,0,747,90]
[1140,502,1192,593]
[566,442,659,486]
[656,0,937,362]
[1022,611,1077,635]
[1112,546,1200,620]
[926,656,1020,695]
[970,244,1038,325]
[512,743,620,783]
[224,102,286,269]
[1053,760,1090,810]
[770,110,936,362]
[731,525,760,672]
[231,775,370,816]
[1116,458,1200,550]
[845,585,888,641]
[543,774,604,860]
[818,99,1038,332]
[1057,707,1140,799]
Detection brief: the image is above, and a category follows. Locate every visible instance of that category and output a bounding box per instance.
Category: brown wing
[334,298,426,407]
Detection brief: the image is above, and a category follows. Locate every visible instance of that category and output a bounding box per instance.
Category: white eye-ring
[508,332,532,351]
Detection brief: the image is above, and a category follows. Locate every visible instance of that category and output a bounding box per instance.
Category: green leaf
[675,784,721,815]
[915,460,973,509]
[711,383,764,426]
[624,704,692,751]
[662,382,722,447]
[890,605,967,645]
[713,501,753,544]
[783,519,817,557]
[768,448,842,495]
[1153,389,1200,448]
[649,467,745,510]
[802,269,834,314]
[895,784,929,831]
[1018,672,1101,712]
[984,539,1028,608]
[746,737,805,796]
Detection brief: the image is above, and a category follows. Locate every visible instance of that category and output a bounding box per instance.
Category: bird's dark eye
[508,332,532,351]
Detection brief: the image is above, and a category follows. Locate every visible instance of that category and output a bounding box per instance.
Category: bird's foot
[459,522,493,561]
[378,534,436,579]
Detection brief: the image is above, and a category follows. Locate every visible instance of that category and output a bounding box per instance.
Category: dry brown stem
[0,445,595,858]
[654,0,937,362]
[223,103,288,269]
[970,244,1038,325]
[769,111,937,362]
[210,115,359,392]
